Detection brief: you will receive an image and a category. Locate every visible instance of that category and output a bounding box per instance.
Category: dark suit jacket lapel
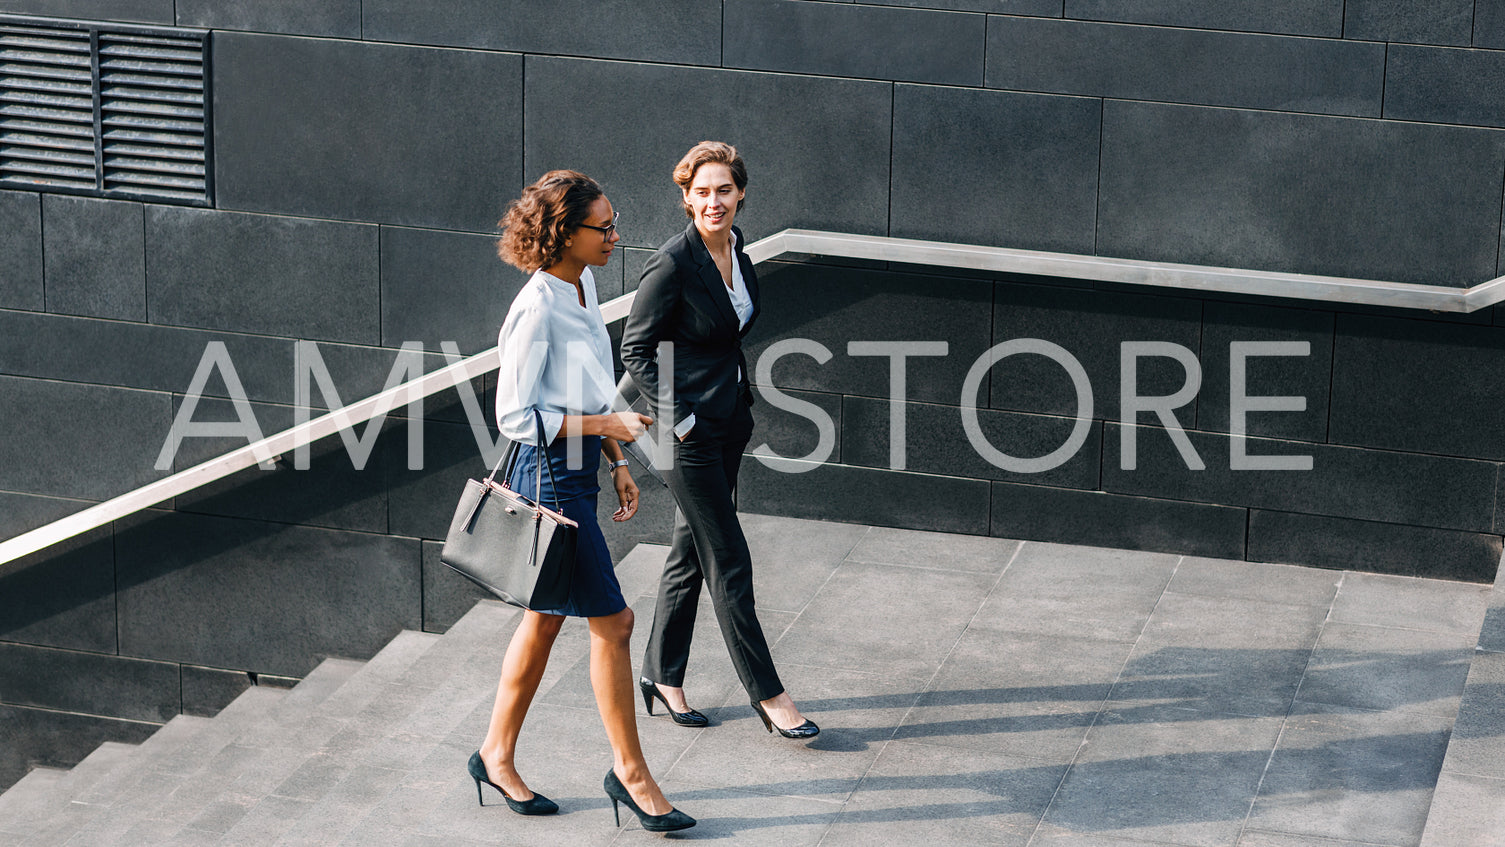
[733,229,758,337]
[685,221,740,331]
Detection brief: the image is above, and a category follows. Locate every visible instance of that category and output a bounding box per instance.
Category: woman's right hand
[597,411,654,442]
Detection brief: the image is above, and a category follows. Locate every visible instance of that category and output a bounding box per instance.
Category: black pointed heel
[467,751,558,815]
[638,677,709,727]
[604,768,694,832]
[750,700,820,739]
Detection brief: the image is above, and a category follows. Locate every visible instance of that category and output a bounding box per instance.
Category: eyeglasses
[578,212,619,240]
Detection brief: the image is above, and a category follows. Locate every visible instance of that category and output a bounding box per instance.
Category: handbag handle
[483,410,564,512]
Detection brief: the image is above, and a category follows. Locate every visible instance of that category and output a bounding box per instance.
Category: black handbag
[439,413,578,610]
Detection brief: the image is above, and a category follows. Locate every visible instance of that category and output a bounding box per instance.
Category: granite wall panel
[115,510,422,676]
[872,0,1060,13]
[744,262,995,405]
[890,84,1101,253]
[1062,0,1343,37]
[1328,314,1505,461]
[724,0,985,85]
[524,56,892,249]
[0,377,170,501]
[1344,0,1473,47]
[1195,302,1334,441]
[740,460,991,535]
[988,17,1382,117]
[146,206,379,344]
[1097,100,1505,286]
[41,196,144,321]
[0,643,180,723]
[0,705,158,792]
[0,190,41,311]
[361,0,721,65]
[990,482,1248,558]
[1478,0,1505,49]
[0,527,115,653]
[180,665,253,717]
[214,34,522,232]
[842,395,1101,489]
[1248,510,1503,582]
[0,0,171,23]
[749,386,844,466]
[386,419,498,540]
[1385,45,1505,129]
[989,281,1203,422]
[0,490,89,540]
[175,0,360,37]
[381,226,536,355]
[1101,424,1499,533]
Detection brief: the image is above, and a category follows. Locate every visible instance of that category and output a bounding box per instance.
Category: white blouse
[494,267,617,445]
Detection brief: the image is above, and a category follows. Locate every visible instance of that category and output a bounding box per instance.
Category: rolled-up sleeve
[494,299,563,445]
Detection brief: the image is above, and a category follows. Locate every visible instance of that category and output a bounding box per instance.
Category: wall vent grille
[0,16,210,205]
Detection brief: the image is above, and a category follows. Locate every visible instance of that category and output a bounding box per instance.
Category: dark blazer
[621,221,760,428]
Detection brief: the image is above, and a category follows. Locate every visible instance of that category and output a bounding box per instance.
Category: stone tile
[380,226,531,355]
[0,190,41,310]
[970,541,1178,642]
[1296,623,1475,717]
[877,0,1060,12]
[1249,704,1451,844]
[1330,571,1490,635]
[891,84,1099,254]
[115,510,422,676]
[1063,0,1344,37]
[740,459,992,537]
[772,561,997,678]
[989,281,1203,421]
[0,641,179,722]
[214,34,522,232]
[1097,99,1505,285]
[1437,650,1505,781]
[748,263,995,406]
[0,489,90,539]
[1384,45,1505,129]
[739,513,870,612]
[1238,832,1401,847]
[0,375,171,500]
[1032,827,1219,846]
[1042,705,1285,847]
[181,664,254,718]
[1195,302,1335,442]
[362,0,721,65]
[748,386,844,467]
[896,628,1131,761]
[1345,0,1472,47]
[0,0,171,23]
[845,525,1021,574]
[1328,313,1505,462]
[1103,425,1499,534]
[725,0,985,85]
[990,483,1250,560]
[987,17,1382,116]
[41,195,145,321]
[818,740,1067,847]
[386,419,499,540]
[1168,557,1340,607]
[1247,510,1503,582]
[175,0,360,36]
[1417,772,1505,847]
[1478,0,1505,49]
[842,396,1103,489]
[524,57,891,249]
[1111,592,1328,717]
[146,206,380,344]
[0,703,158,791]
[0,525,115,653]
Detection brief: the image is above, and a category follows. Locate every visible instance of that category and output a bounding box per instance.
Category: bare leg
[757,690,809,731]
[479,611,565,800]
[654,683,692,713]
[590,606,673,816]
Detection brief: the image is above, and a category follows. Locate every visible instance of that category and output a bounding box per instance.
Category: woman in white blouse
[468,171,693,833]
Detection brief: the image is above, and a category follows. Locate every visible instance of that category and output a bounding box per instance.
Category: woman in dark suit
[621,141,817,738]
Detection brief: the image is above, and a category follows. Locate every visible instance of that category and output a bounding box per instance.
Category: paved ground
[414,513,1491,847]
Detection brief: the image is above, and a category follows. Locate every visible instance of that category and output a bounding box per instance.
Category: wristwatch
[608,459,630,471]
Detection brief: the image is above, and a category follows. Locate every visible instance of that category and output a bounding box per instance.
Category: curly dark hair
[496,170,604,272]
[673,141,747,218]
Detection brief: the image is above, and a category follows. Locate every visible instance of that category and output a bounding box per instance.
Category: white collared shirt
[494,267,616,445]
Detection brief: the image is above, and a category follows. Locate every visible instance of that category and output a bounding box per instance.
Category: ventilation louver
[0,16,210,205]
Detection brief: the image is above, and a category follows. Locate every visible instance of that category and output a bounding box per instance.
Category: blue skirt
[506,435,625,618]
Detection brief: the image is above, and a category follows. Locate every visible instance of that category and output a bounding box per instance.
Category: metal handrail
[3,228,1500,569]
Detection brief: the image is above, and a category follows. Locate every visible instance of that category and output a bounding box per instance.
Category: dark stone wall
[2,0,1504,786]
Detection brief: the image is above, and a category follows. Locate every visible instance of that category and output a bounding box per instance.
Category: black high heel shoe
[603,768,695,832]
[638,677,709,727]
[467,751,558,815]
[750,700,820,739]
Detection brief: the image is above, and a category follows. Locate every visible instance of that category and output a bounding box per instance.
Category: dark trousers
[642,399,784,702]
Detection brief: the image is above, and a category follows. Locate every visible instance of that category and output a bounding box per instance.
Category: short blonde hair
[672,141,747,218]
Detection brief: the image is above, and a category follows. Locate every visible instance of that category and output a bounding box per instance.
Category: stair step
[0,767,64,841]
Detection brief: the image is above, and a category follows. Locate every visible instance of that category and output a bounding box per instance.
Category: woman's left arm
[602,437,639,521]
